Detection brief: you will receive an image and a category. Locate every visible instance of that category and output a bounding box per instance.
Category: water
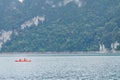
[0,54,120,80]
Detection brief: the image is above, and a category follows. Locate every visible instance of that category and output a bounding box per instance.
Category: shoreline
[0,51,120,54]
[0,52,120,57]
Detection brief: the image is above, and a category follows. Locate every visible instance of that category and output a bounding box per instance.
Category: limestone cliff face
[20,16,45,30]
[0,30,12,49]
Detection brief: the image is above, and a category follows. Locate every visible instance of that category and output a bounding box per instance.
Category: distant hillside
[0,0,120,52]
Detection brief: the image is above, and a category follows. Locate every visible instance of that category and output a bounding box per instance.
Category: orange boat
[15,58,31,62]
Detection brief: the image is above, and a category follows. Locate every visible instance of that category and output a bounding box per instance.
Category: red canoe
[15,58,31,62]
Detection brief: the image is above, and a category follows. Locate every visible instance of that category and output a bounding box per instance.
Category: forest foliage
[0,0,120,52]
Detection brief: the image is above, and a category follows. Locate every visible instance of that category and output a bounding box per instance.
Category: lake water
[0,54,120,80]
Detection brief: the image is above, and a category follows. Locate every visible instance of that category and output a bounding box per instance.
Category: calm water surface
[0,54,120,80]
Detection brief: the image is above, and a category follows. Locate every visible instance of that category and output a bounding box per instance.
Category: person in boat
[24,58,27,61]
[19,59,22,61]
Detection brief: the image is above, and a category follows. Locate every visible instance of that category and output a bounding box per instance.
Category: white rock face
[0,30,13,49]
[111,41,119,53]
[63,0,73,6]
[18,0,24,3]
[21,16,45,30]
[99,44,108,53]
[99,41,120,53]
[74,0,82,7]
[62,0,82,7]
[46,0,82,8]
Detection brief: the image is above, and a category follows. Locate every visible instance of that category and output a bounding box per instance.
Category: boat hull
[15,60,31,62]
